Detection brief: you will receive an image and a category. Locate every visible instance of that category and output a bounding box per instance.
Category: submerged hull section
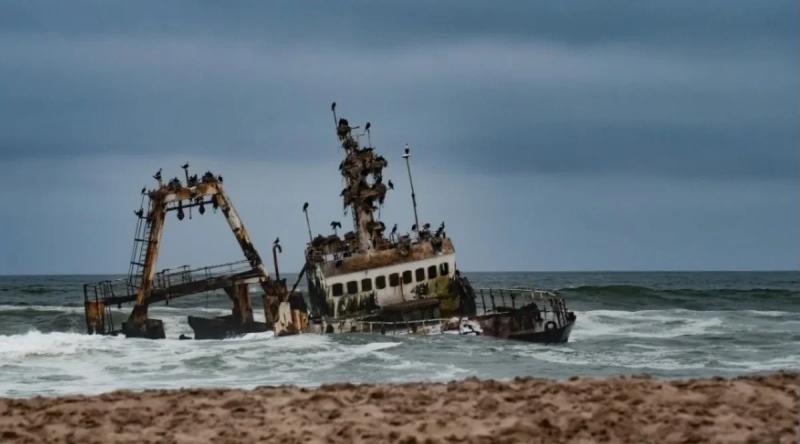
[188,315,269,340]
[307,312,575,343]
[478,315,575,344]
[507,321,574,343]
[308,285,576,343]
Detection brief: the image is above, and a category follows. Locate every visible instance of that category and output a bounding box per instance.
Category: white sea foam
[0,304,85,313]
[0,305,795,397]
[0,330,120,360]
[716,356,800,371]
[570,309,725,341]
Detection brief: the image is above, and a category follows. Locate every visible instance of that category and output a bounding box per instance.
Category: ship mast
[402,145,420,235]
[332,103,388,254]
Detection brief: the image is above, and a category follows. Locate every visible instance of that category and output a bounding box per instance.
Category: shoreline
[1,372,797,443]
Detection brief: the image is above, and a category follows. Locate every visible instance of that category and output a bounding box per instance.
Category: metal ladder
[127,194,154,294]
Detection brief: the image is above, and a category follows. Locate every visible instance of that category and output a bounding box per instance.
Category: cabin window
[427,265,437,279]
[376,275,387,289]
[332,283,344,297]
[361,278,373,292]
[347,281,358,295]
[402,270,413,284]
[415,268,425,282]
[440,262,450,276]
[389,273,400,287]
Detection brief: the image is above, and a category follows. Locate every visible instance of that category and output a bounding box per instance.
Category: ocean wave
[0,330,122,360]
[521,347,707,371]
[715,356,800,371]
[0,304,85,313]
[559,285,800,311]
[572,309,723,338]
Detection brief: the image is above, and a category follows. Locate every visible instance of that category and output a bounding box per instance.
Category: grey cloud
[0,1,796,179]
[0,1,795,54]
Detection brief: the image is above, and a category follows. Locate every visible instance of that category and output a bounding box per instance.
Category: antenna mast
[402,144,420,235]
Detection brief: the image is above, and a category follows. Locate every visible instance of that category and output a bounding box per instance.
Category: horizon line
[0,269,797,278]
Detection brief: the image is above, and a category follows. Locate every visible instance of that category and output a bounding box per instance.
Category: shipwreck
[83,104,576,343]
[83,169,306,339]
[299,103,576,342]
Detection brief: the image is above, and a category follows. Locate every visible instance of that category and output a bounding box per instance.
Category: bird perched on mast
[181,163,190,185]
[330,221,342,236]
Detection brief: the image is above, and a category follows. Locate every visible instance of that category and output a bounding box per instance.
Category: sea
[0,271,798,397]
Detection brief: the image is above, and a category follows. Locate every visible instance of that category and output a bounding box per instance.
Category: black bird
[365,122,371,131]
[391,224,398,235]
[181,162,189,170]
[134,209,144,218]
[412,224,417,231]
[217,175,223,183]
[303,202,309,212]
[153,169,162,182]
[387,180,394,190]
[330,221,342,235]
[273,237,280,245]
[331,102,336,112]
[436,222,445,236]
[423,223,431,230]
[141,187,146,194]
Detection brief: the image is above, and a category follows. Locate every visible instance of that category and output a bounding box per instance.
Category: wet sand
[0,372,797,443]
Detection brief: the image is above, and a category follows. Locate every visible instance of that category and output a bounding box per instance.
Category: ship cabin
[305,234,460,321]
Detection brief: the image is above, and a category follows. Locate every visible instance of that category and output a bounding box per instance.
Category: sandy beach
[0,372,797,443]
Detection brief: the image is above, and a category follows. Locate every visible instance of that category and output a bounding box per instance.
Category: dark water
[0,272,798,397]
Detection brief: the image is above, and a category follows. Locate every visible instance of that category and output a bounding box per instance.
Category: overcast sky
[0,1,797,274]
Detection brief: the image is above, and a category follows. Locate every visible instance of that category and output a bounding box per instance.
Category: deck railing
[476,287,569,326]
[83,260,254,304]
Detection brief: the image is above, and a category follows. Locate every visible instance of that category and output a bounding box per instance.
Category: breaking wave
[560,285,799,311]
